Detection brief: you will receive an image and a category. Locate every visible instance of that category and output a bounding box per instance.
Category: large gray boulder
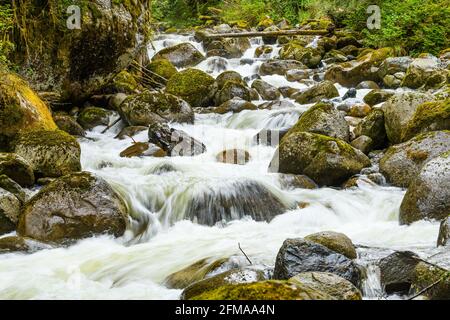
[153,43,205,68]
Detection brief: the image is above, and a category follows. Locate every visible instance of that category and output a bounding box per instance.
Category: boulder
[255,45,273,58]
[53,114,86,137]
[382,92,434,144]
[363,89,394,106]
[153,43,205,68]
[378,57,413,79]
[379,131,450,187]
[251,80,280,100]
[305,231,357,259]
[356,81,379,90]
[289,272,362,300]
[354,109,387,149]
[402,99,450,141]
[348,103,372,118]
[270,132,370,186]
[14,129,81,178]
[259,60,306,76]
[288,102,350,141]
[286,69,310,82]
[146,59,178,82]
[273,238,362,287]
[205,38,251,58]
[214,81,251,106]
[411,261,450,300]
[0,72,56,149]
[0,153,35,187]
[379,251,421,294]
[399,151,450,224]
[324,48,395,87]
[350,135,373,154]
[119,91,194,126]
[437,216,450,246]
[213,98,257,114]
[216,149,250,165]
[336,36,361,49]
[0,175,26,203]
[17,172,128,243]
[77,107,111,130]
[280,42,323,68]
[293,81,339,104]
[104,70,139,94]
[0,188,21,235]
[0,236,31,253]
[402,57,449,89]
[278,174,318,190]
[166,69,216,108]
[215,71,244,89]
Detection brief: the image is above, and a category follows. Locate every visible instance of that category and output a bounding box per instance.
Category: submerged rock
[153,43,205,68]
[17,172,128,244]
[305,231,357,259]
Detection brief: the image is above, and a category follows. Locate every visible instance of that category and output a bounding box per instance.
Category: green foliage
[152,0,220,27]
[0,2,13,69]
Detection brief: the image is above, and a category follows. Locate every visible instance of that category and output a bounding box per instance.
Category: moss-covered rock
[214,81,251,106]
[164,257,228,289]
[191,280,334,300]
[411,262,450,300]
[119,90,194,126]
[259,60,306,76]
[0,175,26,203]
[280,42,323,68]
[14,129,81,179]
[363,89,394,106]
[166,69,216,108]
[401,57,449,89]
[0,236,30,253]
[53,114,86,137]
[153,43,205,68]
[382,92,434,144]
[146,59,178,81]
[277,174,318,190]
[324,48,395,87]
[105,70,139,94]
[289,272,362,300]
[77,107,111,130]
[305,231,357,259]
[379,131,450,187]
[437,216,450,246]
[288,102,350,141]
[0,188,21,236]
[212,98,257,114]
[205,38,251,59]
[215,71,244,90]
[293,81,339,104]
[399,151,450,224]
[354,109,387,149]
[17,171,128,244]
[402,99,450,141]
[0,72,56,149]
[0,153,35,187]
[255,45,273,58]
[378,56,413,79]
[251,80,280,101]
[270,132,370,186]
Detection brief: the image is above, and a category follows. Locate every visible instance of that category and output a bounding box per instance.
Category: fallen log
[203,29,330,39]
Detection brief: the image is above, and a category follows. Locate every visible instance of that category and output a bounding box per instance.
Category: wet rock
[119,90,194,126]
[288,102,350,141]
[342,88,357,100]
[216,149,250,165]
[148,122,206,156]
[402,57,449,89]
[336,36,361,49]
[259,100,296,110]
[0,175,26,203]
[153,43,205,68]
[289,272,362,300]
[146,58,178,81]
[348,103,372,118]
[14,129,81,179]
[255,45,273,58]
[280,42,323,68]
[119,142,150,158]
[104,70,139,94]
[354,109,387,149]
[215,71,244,89]
[0,188,21,235]
[402,99,450,141]
[356,81,379,90]
[379,131,450,187]
[323,50,348,64]
[259,60,306,76]
[0,72,56,149]
[214,81,251,106]
[305,231,357,259]
[182,268,266,300]
[437,216,450,246]
[293,81,339,104]
[382,92,434,144]
[253,129,289,146]
[115,126,148,140]
[205,38,251,59]
[399,151,450,224]
[190,280,334,300]
[411,261,450,300]
[286,69,310,82]
[77,107,111,130]
[17,172,128,244]
[279,86,300,98]
[363,89,395,106]
[378,57,413,79]
[166,69,216,108]
[53,114,85,136]
[0,153,35,187]
[278,174,318,190]
[185,180,288,226]
[164,257,228,289]
[379,251,421,294]
[251,80,281,100]
[0,236,30,253]
[350,135,373,154]
[213,98,257,114]
[273,238,362,287]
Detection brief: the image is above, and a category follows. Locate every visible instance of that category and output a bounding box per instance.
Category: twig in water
[101,117,121,134]
[238,242,252,265]
[408,278,443,300]
[128,135,137,144]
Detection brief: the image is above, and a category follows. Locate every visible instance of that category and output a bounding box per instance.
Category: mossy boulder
[102,70,139,94]
[146,59,178,81]
[53,114,86,137]
[166,69,216,108]
[363,90,394,106]
[336,36,361,49]
[354,109,387,149]
[182,268,266,300]
[378,56,413,79]
[305,231,357,259]
[215,71,245,90]
[277,174,318,190]
[324,48,395,87]
[270,132,370,186]
[280,42,323,68]
[402,99,450,141]
[205,38,251,59]
[214,81,251,106]
[0,188,21,235]
[411,262,450,300]
[437,216,450,246]
[399,151,450,224]
[17,172,128,244]
[153,43,205,68]
[379,131,450,187]
[255,45,273,58]
[14,129,81,179]
[0,236,30,253]
[289,272,362,300]
[77,107,111,130]
[164,257,228,289]
[0,153,35,187]
[401,57,449,89]
[382,92,434,144]
[213,98,257,114]
[191,280,334,300]
[293,81,339,104]
[288,102,350,141]
[251,80,280,101]
[0,72,56,149]
[119,91,194,126]
[259,60,306,76]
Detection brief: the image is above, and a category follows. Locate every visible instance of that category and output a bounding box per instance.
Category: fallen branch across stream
[203,29,330,39]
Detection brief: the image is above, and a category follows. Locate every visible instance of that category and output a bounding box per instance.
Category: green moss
[146,59,177,81]
[77,107,110,129]
[112,70,138,93]
[14,129,78,148]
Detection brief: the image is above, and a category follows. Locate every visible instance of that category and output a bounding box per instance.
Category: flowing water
[0,33,447,300]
